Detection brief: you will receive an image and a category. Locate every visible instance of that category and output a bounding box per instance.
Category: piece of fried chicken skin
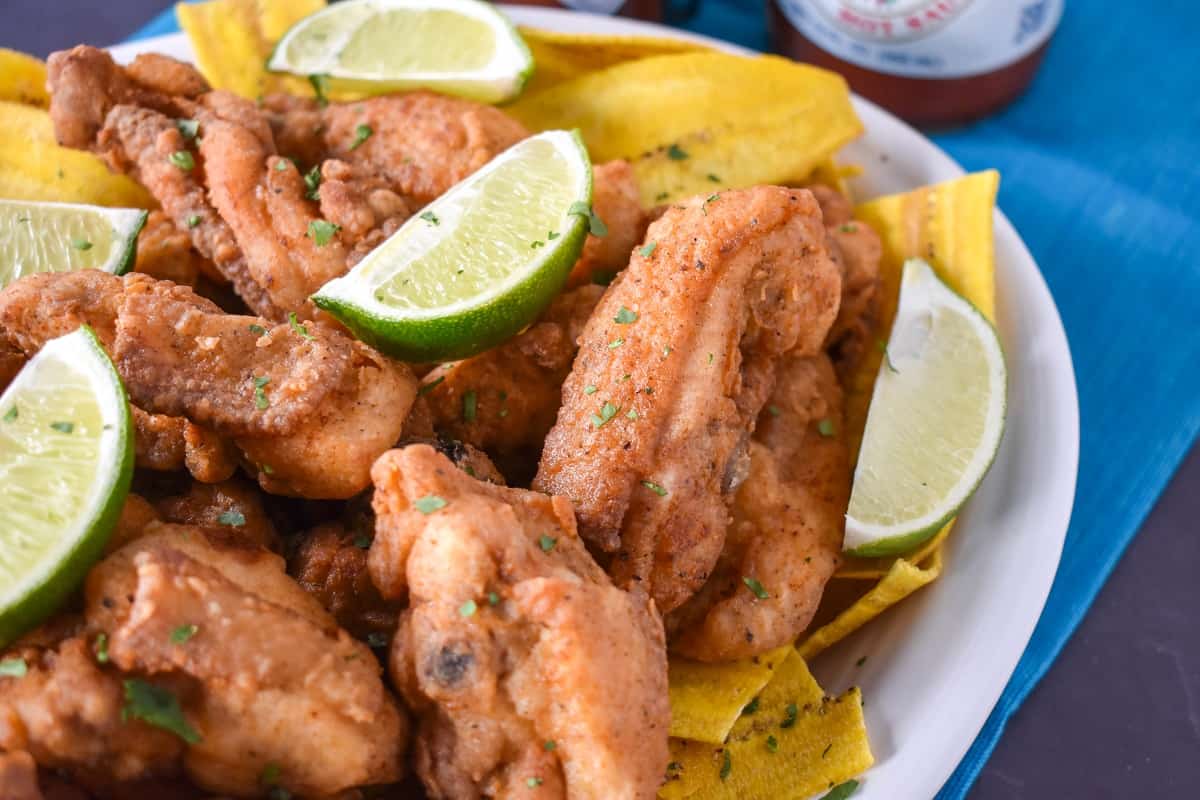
[0,270,415,498]
[667,352,849,660]
[534,186,842,613]
[369,445,669,800]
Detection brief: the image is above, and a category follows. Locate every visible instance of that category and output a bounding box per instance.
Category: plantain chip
[177,0,326,99]
[798,547,943,661]
[508,53,862,206]
[0,48,48,107]
[804,157,861,200]
[0,101,152,207]
[660,651,872,800]
[668,645,791,744]
[517,28,711,96]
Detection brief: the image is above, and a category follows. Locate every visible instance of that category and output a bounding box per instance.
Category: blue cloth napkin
[128,2,1200,796]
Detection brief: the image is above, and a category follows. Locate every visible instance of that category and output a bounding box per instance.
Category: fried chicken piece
[421,285,604,461]
[109,494,162,552]
[85,524,407,798]
[567,161,648,288]
[154,479,280,550]
[370,445,669,800]
[0,750,44,800]
[667,353,848,661]
[134,211,210,287]
[535,187,841,612]
[289,522,401,640]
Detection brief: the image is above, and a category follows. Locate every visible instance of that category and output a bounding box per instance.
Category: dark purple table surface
[7,2,1199,797]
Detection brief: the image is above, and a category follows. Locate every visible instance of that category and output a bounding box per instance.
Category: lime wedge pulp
[313,129,593,361]
[0,327,133,646]
[844,259,1007,558]
[267,0,534,103]
[0,199,146,289]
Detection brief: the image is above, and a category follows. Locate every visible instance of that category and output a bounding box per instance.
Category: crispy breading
[534,186,841,612]
[288,522,400,640]
[370,445,669,800]
[153,479,280,551]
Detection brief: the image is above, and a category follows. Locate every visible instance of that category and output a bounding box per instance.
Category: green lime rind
[313,130,592,362]
[266,0,535,104]
[0,326,133,647]
[112,209,149,275]
[843,259,1007,559]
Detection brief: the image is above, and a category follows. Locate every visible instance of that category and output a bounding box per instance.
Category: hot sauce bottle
[770,0,1063,126]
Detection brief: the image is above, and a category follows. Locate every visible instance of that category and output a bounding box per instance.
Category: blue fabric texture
[127,1,1200,797]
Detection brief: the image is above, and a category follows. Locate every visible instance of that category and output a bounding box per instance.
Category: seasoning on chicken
[370,445,669,799]
[535,186,842,612]
[667,353,849,660]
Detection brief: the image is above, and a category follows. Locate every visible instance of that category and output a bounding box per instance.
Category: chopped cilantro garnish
[743,696,760,715]
[780,703,798,729]
[590,401,619,428]
[0,657,27,678]
[583,384,598,395]
[742,576,770,600]
[527,777,544,788]
[353,534,371,549]
[274,161,288,172]
[662,346,672,357]
[768,405,781,417]
[168,150,194,171]
[614,306,638,324]
[367,632,388,648]
[567,201,608,237]
[350,123,373,150]
[820,780,859,800]
[487,591,501,606]
[420,210,440,225]
[122,679,202,743]
[462,390,477,422]
[667,143,688,160]
[261,463,275,475]
[626,409,639,420]
[766,735,779,753]
[94,633,109,663]
[2,406,16,422]
[538,534,557,552]
[817,418,836,437]
[288,312,314,340]
[530,240,545,249]
[261,763,282,785]
[638,241,657,258]
[418,375,445,396]
[253,376,270,410]
[414,495,447,514]
[50,421,73,434]
[855,655,868,667]
[217,510,245,527]
[707,352,714,364]
[459,599,478,617]
[655,191,670,202]
[304,165,322,199]
[308,73,330,106]
[719,750,731,780]
[547,231,560,240]
[70,238,92,251]
[170,624,198,644]
[839,223,858,233]
[544,740,557,751]
[608,338,624,349]
[307,219,339,246]
[186,214,201,228]
[707,173,722,183]
[176,118,199,140]
[248,323,267,336]
[641,480,667,496]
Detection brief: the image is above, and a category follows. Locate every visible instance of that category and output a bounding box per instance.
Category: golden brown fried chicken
[153,479,280,551]
[0,270,415,497]
[84,524,408,798]
[370,445,669,800]
[567,160,648,288]
[0,751,41,800]
[133,211,207,287]
[667,353,848,661]
[535,186,841,612]
[420,285,604,462]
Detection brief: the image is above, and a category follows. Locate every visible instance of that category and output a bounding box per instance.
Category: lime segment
[267,0,534,103]
[0,199,146,289]
[844,259,1007,558]
[0,327,133,646]
[314,129,592,361]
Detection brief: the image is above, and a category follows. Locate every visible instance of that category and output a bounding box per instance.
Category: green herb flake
[261,463,275,475]
[261,763,282,785]
[768,405,781,417]
[707,352,714,364]
[742,576,770,600]
[817,418,836,437]
[217,510,245,527]
[641,480,668,497]
[70,238,92,251]
[590,401,620,428]
[353,534,372,550]
[308,73,330,106]
[248,323,267,336]
[176,118,199,140]
[122,679,202,744]
[420,210,440,225]
[742,696,760,715]
[567,201,608,237]
[274,160,288,171]
[0,657,27,678]
[349,123,373,150]
[462,390,478,422]
[94,633,109,663]
[780,703,799,729]
[186,214,201,228]
[530,240,545,249]
[839,223,858,233]
[666,143,688,160]
[418,375,445,396]
[253,376,270,410]
[168,150,194,171]
[307,219,340,247]
[2,406,16,422]
[50,421,73,434]
[766,734,779,753]
[547,231,560,240]
[638,241,657,258]
[608,338,624,349]
[487,591,501,606]
[288,312,314,340]
[614,306,639,324]
[718,750,731,781]
[820,780,859,800]
[169,624,198,644]
[459,599,478,617]
[662,346,672,357]
[707,173,722,183]
[304,165,322,199]
[538,534,557,553]
[543,740,557,751]
[527,777,544,788]
[583,384,598,395]
[414,495,447,514]
[855,655,868,667]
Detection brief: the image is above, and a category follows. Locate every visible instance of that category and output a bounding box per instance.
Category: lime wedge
[0,327,133,646]
[267,0,534,104]
[314,129,592,361]
[0,199,146,290]
[844,259,1007,558]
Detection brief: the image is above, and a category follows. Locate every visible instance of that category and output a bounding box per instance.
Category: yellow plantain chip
[797,547,943,661]
[177,0,326,99]
[508,53,862,206]
[804,157,861,200]
[660,651,873,800]
[668,645,791,744]
[517,27,711,95]
[0,101,152,208]
[0,48,48,107]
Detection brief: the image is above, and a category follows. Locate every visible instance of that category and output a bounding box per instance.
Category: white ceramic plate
[112,11,1079,799]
